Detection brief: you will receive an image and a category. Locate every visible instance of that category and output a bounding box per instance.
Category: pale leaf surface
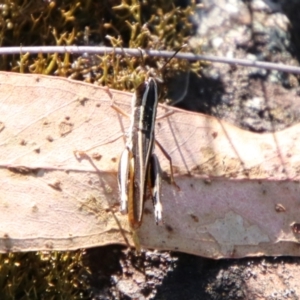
[0,72,300,258]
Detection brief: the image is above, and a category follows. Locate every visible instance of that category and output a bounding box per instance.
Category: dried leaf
[0,72,300,258]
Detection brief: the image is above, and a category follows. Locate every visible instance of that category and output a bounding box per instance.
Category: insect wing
[131,78,159,226]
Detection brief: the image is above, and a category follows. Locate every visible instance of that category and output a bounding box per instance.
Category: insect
[118,77,163,229]
[113,48,183,246]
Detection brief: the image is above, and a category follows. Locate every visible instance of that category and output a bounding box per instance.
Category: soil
[86,247,300,299]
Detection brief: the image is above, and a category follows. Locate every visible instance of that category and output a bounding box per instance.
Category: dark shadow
[167,71,226,115]
[281,1,300,63]
[154,253,300,300]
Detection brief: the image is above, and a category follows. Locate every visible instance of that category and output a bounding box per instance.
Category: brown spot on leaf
[43,119,50,126]
[31,204,38,213]
[92,152,102,160]
[212,131,218,139]
[165,224,173,233]
[78,96,89,105]
[34,147,40,154]
[190,214,199,222]
[48,180,62,191]
[59,121,74,136]
[46,135,54,142]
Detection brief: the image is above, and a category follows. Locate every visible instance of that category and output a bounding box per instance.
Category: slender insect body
[116,47,183,238]
[118,77,162,229]
[131,78,159,228]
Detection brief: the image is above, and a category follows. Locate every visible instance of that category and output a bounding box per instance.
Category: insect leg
[111,102,131,118]
[148,153,163,225]
[155,139,180,190]
[118,147,131,214]
[118,147,141,251]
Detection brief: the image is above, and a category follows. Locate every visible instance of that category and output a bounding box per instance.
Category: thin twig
[0,46,300,74]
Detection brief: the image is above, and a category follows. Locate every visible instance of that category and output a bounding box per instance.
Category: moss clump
[0,250,90,299]
[0,0,200,93]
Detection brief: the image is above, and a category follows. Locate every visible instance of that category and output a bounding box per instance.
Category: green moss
[0,250,90,299]
[0,0,200,92]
